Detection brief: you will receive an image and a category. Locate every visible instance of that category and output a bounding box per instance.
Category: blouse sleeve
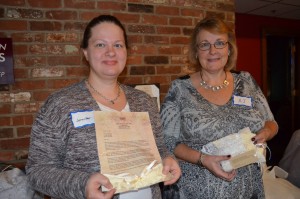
[145,93,171,160]
[245,72,276,122]
[160,80,182,154]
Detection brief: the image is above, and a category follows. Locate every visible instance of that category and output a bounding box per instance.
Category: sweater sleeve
[26,95,92,199]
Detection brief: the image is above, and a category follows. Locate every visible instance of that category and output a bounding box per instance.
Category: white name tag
[233,95,252,107]
[71,110,95,128]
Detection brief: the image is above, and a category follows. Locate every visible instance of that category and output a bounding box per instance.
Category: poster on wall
[0,38,14,84]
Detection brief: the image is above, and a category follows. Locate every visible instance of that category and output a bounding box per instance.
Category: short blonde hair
[188,17,237,71]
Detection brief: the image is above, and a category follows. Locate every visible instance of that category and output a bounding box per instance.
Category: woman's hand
[251,128,271,144]
[162,156,182,185]
[251,121,278,144]
[173,143,235,181]
[202,154,236,181]
[85,173,116,199]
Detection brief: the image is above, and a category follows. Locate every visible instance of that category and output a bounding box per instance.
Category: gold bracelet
[197,153,206,167]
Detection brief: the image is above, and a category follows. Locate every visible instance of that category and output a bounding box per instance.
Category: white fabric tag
[233,95,252,107]
[71,110,94,128]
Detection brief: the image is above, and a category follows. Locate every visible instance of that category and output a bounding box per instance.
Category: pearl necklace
[86,80,121,104]
[199,71,229,91]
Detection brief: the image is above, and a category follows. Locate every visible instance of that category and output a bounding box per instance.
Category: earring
[228,51,231,56]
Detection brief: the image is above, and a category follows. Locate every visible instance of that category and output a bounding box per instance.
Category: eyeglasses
[197,41,228,51]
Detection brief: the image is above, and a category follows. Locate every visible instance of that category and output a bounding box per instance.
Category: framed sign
[0,38,14,84]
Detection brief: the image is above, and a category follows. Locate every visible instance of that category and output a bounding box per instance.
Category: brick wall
[0,0,235,168]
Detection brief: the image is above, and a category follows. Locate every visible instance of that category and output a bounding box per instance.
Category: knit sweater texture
[26,80,169,199]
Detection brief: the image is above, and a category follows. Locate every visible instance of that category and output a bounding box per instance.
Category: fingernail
[251,137,255,141]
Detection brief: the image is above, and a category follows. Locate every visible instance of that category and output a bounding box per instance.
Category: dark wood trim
[261,27,300,132]
[261,28,300,97]
[261,29,268,97]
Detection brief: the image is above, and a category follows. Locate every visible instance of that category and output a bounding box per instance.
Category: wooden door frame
[261,27,300,131]
[261,27,300,96]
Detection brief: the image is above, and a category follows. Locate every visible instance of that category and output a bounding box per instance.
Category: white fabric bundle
[102,161,172,193]
[201,127,266,172]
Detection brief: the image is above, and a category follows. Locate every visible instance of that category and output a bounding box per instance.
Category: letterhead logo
[0,38,14,84]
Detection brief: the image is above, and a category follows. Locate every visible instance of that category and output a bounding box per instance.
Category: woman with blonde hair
[161,16,278,199]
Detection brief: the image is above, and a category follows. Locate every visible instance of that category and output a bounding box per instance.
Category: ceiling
[235,0,300,20]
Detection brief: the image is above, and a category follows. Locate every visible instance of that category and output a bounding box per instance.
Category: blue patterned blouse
[161,71,276,199]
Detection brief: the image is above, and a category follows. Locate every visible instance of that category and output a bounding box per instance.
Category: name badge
[233,95,252,107]
[71,110,94,128]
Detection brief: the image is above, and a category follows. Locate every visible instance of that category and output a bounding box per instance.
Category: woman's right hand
[85,173,116,199]
[201,154,236,181]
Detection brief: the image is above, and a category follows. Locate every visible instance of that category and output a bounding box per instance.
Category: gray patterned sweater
[26,80,169,199]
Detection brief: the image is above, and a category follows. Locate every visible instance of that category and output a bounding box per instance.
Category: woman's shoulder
[232,70,260,92]
[121,84,152,98]
[121,84,159,111]
[48,80,86,100]
[169,74,191,88]
[231,70,250,76]
[35,80,89,123]
[42,80,88,109]
[231,70,254,82]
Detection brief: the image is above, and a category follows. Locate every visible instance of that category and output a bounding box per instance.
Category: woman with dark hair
[160,16,278,198]
[26,15,181,199]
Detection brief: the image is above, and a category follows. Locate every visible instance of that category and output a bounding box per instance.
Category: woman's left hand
[252,121,278,144]
[162,156,181,185]
[252,128,271,144]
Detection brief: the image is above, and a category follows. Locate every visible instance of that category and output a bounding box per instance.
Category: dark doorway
[262,29,300,166]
